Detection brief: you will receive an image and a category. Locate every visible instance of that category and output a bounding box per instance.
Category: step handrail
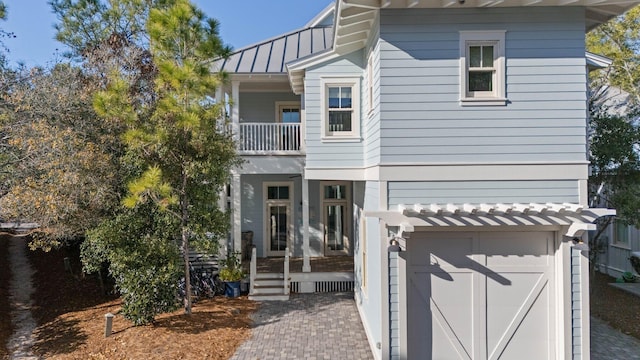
[250,246,256,295]
[284,247,290,295]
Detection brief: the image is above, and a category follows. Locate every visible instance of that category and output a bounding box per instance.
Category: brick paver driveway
[233,296,640,360]
[591,317,640,360]
[230,292,373,360]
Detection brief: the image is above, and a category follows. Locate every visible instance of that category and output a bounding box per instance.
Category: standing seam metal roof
[216,25,334,74]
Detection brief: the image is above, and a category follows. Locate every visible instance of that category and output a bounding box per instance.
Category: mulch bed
[26,245,258,359]
[0,235,13,359]
[590,270,640,339]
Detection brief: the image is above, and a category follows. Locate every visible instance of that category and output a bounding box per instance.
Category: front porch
[243,255,354,273]
[246,250,355,300]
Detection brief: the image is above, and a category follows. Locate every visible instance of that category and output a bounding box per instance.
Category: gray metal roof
[217,25,334,74]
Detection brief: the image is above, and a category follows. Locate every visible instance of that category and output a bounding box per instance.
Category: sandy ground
[6,236,38,359]
[26,244,258,360]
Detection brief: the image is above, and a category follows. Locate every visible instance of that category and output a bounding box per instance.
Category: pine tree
[92,0,238,317]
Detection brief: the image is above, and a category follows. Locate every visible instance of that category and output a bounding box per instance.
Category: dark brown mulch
[27,245,258,359]
[0,235,13,359]
[590,270,640,339]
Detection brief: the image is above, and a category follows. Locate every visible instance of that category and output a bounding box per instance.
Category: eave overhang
[365,203,615,238]
[342,0,640,31]
[288,0,638,94]
[586,51,613,71]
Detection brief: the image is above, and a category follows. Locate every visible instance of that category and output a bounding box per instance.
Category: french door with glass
[322,182,350,256]
[264,182,293,257]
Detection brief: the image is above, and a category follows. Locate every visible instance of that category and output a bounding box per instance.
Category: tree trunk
[181,166,192,314]
[183,228,192,314]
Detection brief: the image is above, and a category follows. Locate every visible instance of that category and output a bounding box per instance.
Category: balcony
[237,122,303,155]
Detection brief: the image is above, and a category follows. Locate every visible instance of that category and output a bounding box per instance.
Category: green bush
[218,251,245,282]
[82,204,182,325]
[622,271,637,283]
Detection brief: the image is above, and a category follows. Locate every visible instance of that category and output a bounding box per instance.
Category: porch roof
[365,203,615,237]
[214,25,334,74]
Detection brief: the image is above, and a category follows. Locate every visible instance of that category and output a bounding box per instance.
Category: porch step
[249,272,289,300]
[255,272,284,279]
[252,284,286,295]
[248,293,290,301]
[253,277,286,286]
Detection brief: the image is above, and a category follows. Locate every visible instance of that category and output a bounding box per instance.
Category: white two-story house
[214,1,638,359]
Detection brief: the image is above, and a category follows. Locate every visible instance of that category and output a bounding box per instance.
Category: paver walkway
[6,236,39,360]
[230,292,372,360]
[591,316,640,360]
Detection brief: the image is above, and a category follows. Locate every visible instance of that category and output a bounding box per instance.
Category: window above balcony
[320,77,361,142]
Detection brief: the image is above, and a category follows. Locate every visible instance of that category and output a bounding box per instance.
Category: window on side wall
[367,52,374,115]
[459,30,506,106]
[321,77,361,141]
[614,220,631,248]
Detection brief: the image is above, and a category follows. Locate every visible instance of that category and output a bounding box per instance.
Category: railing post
[250,246,256,295]
[284,247,290,295]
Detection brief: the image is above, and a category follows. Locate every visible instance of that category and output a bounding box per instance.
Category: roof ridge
[226,25,333,58]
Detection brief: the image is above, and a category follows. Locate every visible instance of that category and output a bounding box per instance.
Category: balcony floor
[243,256,354,273]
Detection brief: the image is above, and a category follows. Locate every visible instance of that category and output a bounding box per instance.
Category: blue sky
[2,0,333,67]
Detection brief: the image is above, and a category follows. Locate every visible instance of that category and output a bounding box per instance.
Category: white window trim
[274,101,301,123]
[367,52,374,116]
[320,181,351,256]
[263,181,294,257]
[459,30,507,106]
[320,77,361,142]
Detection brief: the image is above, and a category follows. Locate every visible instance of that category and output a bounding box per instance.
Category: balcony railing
[238,122,302,155]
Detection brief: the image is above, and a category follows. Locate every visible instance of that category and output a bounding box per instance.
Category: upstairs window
[321,77,361,141]
[329,86,352,132]
[460,31,506,106]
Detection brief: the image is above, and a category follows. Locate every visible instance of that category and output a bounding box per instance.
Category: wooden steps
[248,272,289,301]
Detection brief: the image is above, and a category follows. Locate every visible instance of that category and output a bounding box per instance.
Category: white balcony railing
[238,122,302,154]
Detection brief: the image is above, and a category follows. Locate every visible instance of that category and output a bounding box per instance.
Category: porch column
[302,176,311,272]
[232,172,242,255]
[300,93,306,153]
[231,80,240,144]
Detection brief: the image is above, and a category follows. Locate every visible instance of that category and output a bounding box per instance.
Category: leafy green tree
[86,0,237,319]
[587,7,640,105]
[586,7,640,258]
[589,108,640,221]
[50,0,161,58]
[587,107,640,275]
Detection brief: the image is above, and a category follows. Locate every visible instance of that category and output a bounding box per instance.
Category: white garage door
[407,231,556,360]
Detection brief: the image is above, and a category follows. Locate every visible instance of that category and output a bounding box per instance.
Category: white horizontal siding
[378,6,587,165]
[387,180,580,207]
[304,51,366,170]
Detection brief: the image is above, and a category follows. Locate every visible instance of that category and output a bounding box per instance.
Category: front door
[264,182,293,257]
[322,182,350,256]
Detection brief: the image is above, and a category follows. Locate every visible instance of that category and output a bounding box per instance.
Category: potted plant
[218,251,245,297]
